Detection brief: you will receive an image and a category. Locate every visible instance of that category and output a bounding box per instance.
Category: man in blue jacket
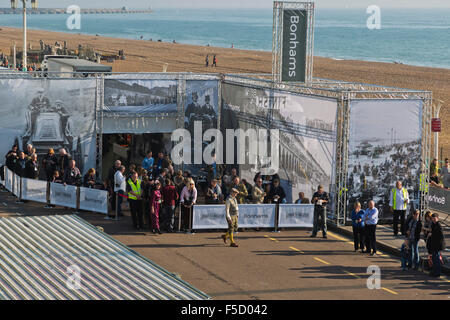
[351,201,365,252]
[142,151,154,177]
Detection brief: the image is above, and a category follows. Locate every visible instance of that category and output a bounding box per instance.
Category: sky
[13,0,450,9]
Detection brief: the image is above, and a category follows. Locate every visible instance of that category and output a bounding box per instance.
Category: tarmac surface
[0,190,449,300]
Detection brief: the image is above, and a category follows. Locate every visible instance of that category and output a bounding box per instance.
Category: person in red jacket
[162,179,179,232]
[150,180,162,234]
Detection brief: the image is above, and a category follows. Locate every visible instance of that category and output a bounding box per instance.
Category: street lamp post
[10,0,38,71]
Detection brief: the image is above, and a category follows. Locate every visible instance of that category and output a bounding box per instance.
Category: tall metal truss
[272,1,315,84]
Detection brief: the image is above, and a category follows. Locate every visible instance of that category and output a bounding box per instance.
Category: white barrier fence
[278,204,315,228]
[1,167,108,215]
[22,178,48,204]
[192,203,314,230]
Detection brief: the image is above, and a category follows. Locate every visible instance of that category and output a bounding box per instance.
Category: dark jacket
[25,159,39,179]
[14,158,27,177]
[429,221,446,252]
[408,218,422,242]
[63,167,82,186]
[58,154,71,173]
[268,185,286,203]
[42,154,58,176]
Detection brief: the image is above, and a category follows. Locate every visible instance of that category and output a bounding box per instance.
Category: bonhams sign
[282,9,308,82]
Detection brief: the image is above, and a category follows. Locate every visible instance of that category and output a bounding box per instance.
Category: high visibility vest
[127,178,142,200]
[392,187,408,210]
[419,174,429,193]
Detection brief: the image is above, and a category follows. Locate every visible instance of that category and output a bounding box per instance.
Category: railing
[1,167,108,214]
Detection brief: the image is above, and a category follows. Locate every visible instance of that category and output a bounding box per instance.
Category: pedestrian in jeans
[406,209,422,270]
[429,213,446,277]
[114,165,126,217]
[363,200,379,256]
[311,185,329,239]
[351,201,365,252]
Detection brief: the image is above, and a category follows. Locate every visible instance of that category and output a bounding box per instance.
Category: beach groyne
[0,8,152,14]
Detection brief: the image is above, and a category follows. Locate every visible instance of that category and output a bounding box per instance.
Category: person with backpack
[429,213,446,277]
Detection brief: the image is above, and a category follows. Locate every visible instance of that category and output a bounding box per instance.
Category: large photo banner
[278,204,314,228]
[0,78,97,175]
[79,187,108,214]
[104,79,177,115]
[192,204,276,229]
[21,178,48,203]
[347,99,422,217]
[221,83,338,203]
[50,182,77,209]
[183,80,219,178]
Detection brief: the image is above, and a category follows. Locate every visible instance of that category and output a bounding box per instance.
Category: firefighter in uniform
[221,188,240,247]
[127,171,144,230]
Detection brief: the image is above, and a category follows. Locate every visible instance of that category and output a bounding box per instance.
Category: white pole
[13,41,16,69]
[434,104,441,160]
[22,0,27,71]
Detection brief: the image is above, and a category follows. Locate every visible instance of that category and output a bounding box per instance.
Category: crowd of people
[350,180,447,278]
[3,144,99,189]
[105,150,314,235]
[429,158,450,189]
[1,54,39,72]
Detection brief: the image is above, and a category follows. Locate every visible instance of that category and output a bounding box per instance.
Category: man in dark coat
[25,154,39,180]
[429,213,446,277]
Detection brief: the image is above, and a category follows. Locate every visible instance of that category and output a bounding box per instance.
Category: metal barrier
[1,167,108,215]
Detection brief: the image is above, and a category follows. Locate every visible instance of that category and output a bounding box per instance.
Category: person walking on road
[205,55,209,67]
[429,213,446,277]
[351,201,365,252]
[311,185,329,239]
[221,188,240,247]
[127,171,144,230]
[389,180,409,236]
[363,200,379,256]
[406,209,422,270]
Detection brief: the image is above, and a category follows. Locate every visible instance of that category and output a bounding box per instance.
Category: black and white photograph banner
[0,78,97,175]
[347,99,423,217]
[79,187,108,214]
[104,79,178,115]
[21,178,48,204]
[278,204,314,228]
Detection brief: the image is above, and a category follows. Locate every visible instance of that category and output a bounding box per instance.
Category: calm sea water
[0,8,449,69]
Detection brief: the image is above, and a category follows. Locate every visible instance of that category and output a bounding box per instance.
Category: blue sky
[10,0,450,9]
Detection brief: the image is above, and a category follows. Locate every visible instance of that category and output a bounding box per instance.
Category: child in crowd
[400,239,411,271]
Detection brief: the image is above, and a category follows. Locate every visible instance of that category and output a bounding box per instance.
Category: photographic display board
[0,78,97,174]
[347,99,423,217]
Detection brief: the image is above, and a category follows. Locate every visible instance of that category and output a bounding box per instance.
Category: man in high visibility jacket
[126,171,144,230]
[389,180,409,237]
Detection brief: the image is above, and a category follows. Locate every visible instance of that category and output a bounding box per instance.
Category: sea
[0,8,449,69]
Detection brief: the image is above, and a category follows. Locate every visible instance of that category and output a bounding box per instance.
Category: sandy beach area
[0,26,449,156]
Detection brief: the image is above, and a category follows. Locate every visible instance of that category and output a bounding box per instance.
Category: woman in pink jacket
[150,180,162,234]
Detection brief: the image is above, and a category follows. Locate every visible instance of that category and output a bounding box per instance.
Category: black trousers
[393,210,406,235]
[129,199,144,229]
[352,225,365,251]
[365,224,377,253]
[181,205,192,230]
